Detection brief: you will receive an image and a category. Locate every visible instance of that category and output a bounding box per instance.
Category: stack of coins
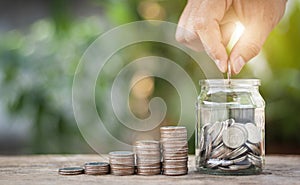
[199,119,263,171]
[109,151,135,175]
[84,162,109,175]
[160,126,188,176]
[58,167,84,175]
[134,140,161,175]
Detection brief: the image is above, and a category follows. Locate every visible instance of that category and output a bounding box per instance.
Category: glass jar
[195,79,265,175]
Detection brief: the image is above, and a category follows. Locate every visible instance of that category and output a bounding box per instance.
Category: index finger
[194,0,230,73]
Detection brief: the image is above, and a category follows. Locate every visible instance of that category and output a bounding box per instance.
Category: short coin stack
[199,119,262,171]
[84,162,110,175]
[134,140,161,175]
[109,151,135,176]
[58,167,84,175]
[160,126,188,176]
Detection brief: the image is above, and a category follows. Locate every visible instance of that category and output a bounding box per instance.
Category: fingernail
[215,59,226,73]
[233,56,245,74]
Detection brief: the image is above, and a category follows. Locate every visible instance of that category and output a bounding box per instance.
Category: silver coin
[137,160,161,164]
[247,153,262,167]
[218,163,251,171]
[85,169,109,175]
[161,134,186,137]
[225,118,235,126]
[135,140,159,145]
[84,162,110,175]
[135,150,160,155]
[160,126,186,131]
[137,168,161,175]
[231,155,247,164]
[163,154,188,159]
[163,169,188,176]
[217,147,232,159]
[160,126,188,176]
[207,121,223,143]
[109,150,135,176]
[137,159,161,163]
[163,159,187,164]
[212,121,228,147]
[110,164,135,169]
[199,130,205,152]
[226,146,248,159]
[207,158,233,168]
[163,153,188,158]
[85,172,109,175]
[161,140,187,145]
[58,167,84,175]
[163,156,188,161]
[111,170,135,176]
[204,134,212,160]
[229,164,251,170]
[137,164,161,169]
[160,131,187,135]
[136,155,161,159]
[211,144,227,158]
[109,151,134,156]
[84,162,109,167]
[222,125,248,149]
[162,148,188,153]
[233,123,249,136]
[206,159,222,168]
[85,169,109,172]
[245,142,261,155]
[199,123,211,153]
[110,158,134,162]
[245,123,261,144]
[136,162,161,166]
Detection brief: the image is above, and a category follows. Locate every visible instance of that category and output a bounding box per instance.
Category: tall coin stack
[109,151,135,176]
[160,126,189,176]
[134,140,161,175]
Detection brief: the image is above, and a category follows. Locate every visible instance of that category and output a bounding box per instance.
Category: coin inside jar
[222,125,248,149]
[245,123,262,144]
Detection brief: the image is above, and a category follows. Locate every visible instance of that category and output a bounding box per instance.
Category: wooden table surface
[0,155,299,185]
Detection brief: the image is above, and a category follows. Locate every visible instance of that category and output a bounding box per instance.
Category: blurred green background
[0,0,299,154]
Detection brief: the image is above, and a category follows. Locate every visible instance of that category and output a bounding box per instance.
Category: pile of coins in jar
[198,118,262,171]
[58,126,188,176]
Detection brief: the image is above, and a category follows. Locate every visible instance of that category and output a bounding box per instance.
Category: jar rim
[199,79,261,86]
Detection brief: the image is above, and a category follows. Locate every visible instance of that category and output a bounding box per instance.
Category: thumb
[229,25,267,74]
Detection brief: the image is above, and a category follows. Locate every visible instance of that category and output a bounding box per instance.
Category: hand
[176,0,287,74]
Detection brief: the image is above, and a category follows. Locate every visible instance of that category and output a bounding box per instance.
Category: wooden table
[0,155,299,185]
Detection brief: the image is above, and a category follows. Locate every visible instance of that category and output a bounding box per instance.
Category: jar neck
[200,79,260,91]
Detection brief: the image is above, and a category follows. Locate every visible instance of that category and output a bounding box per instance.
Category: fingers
[194,0,229,72]
[176,0,204,52]
[220,7,239,46]
[229,25,265,74]
[229,0,287,74]
[196,21,228,73]
[175,1,193,43]
[220,22,236,47]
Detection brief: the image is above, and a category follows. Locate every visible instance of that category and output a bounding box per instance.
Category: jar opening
[199,79,261,87]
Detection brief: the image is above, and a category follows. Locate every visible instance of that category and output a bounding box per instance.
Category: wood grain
[0,155,299,185]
